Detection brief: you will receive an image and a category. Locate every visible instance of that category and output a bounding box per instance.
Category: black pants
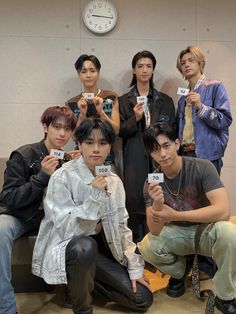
[65,232,153,314]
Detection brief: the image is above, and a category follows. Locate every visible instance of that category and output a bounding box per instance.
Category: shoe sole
[63,303,72,309]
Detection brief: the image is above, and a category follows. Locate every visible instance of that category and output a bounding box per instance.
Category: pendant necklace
[164,167,183,198]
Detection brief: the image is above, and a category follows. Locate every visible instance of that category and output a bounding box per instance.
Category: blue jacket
[177,78,232,160]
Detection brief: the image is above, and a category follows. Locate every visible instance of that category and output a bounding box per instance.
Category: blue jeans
[0,214,35,314]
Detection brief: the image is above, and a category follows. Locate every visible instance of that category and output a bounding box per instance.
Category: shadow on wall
[157,77,184,108]
[62,77,82,102]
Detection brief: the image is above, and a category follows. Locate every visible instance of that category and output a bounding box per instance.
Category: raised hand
[41,155,59,176]
[133,102,144,121]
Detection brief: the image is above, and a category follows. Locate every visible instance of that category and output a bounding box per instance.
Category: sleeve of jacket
[118,95,139,138]
[197,82,232,129]
[116,180,145,280]
[44,172,109,240]
[0,152,50,212]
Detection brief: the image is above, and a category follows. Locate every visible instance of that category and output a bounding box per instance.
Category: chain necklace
[164,168,183,198]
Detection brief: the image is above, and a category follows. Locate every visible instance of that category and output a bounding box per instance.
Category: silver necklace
[164,168,183,197]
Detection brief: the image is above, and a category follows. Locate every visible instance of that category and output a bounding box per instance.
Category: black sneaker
[215,296,236,314]
[166,277,185,298]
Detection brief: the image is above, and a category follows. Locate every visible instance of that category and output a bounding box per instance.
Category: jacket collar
[39,140,50,156]
[127,85,163,101]
[192,74,206,91]
[77,156,95,184]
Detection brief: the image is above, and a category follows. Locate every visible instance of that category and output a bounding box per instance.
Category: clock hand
[92,14,113,19]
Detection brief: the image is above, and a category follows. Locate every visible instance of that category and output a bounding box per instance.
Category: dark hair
[74,118,116,145]
[74,54,101,73]
[143,122,177,154]
[41,106,77,131]
[130,50,157,89]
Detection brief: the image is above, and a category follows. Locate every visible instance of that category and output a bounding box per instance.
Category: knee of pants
[0,215,18,244]
[213,221,236,250]
[138,234,176,266]
[66,236,98,265]
[133,284,153,312]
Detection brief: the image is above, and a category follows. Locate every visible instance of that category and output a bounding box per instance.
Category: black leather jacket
[1,140,51,225]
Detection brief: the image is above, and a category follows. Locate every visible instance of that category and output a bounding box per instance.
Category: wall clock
[82,0,118,35]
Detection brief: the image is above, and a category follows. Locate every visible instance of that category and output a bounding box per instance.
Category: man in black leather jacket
[0,106,77,314]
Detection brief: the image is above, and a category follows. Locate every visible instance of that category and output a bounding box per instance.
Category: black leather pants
[65,236,97,314]
[65,232,153,313]
[94,249,153,312]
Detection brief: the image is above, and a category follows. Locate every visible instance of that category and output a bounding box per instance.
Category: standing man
[176,46,232,175]
[0,106,77,314]
[138,122,236,314]
[65,54,120,169]
[119,50,176,242]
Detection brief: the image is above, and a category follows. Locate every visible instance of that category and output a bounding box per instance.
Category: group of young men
[0,45,235,314]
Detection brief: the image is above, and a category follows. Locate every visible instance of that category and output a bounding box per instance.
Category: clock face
[82,0,118,34]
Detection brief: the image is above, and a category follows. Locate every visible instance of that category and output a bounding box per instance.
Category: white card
[82,92,94,100]
[137,96,147,105]
[50,149,65,160]
[148,173,164,183]
[177,87,189,96]
[95,165,111,176]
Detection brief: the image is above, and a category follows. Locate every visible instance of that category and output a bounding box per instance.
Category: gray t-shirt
[143,157,224,226]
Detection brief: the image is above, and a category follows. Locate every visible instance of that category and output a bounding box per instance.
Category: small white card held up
[137,96,147,105]
[95,165,111,176]
[148,173,164,183]
[50,149,65,159]
[177,87,189,96]
[82,92,94,100]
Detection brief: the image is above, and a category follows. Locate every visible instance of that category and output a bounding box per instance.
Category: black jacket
[0,141,50,225]
[118,87,176,219]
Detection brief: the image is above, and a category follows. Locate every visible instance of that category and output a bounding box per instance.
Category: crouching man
[138,122,236,314]
[32,118,153,314]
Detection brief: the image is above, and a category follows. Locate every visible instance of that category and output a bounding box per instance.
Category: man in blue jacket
[176,45,233,287]
[176,45,232,175]
[0,106,77,314]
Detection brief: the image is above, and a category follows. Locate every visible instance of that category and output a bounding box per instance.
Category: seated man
[32,118,153,314]
[138,122,236,314]
[0,106,77,314]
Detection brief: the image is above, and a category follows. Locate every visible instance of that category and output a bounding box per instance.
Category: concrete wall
[0,0,235,213]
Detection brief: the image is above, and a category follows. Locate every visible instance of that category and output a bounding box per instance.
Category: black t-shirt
[143,157,224,226]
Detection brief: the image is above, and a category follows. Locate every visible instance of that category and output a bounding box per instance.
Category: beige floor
[15,270,221,314]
